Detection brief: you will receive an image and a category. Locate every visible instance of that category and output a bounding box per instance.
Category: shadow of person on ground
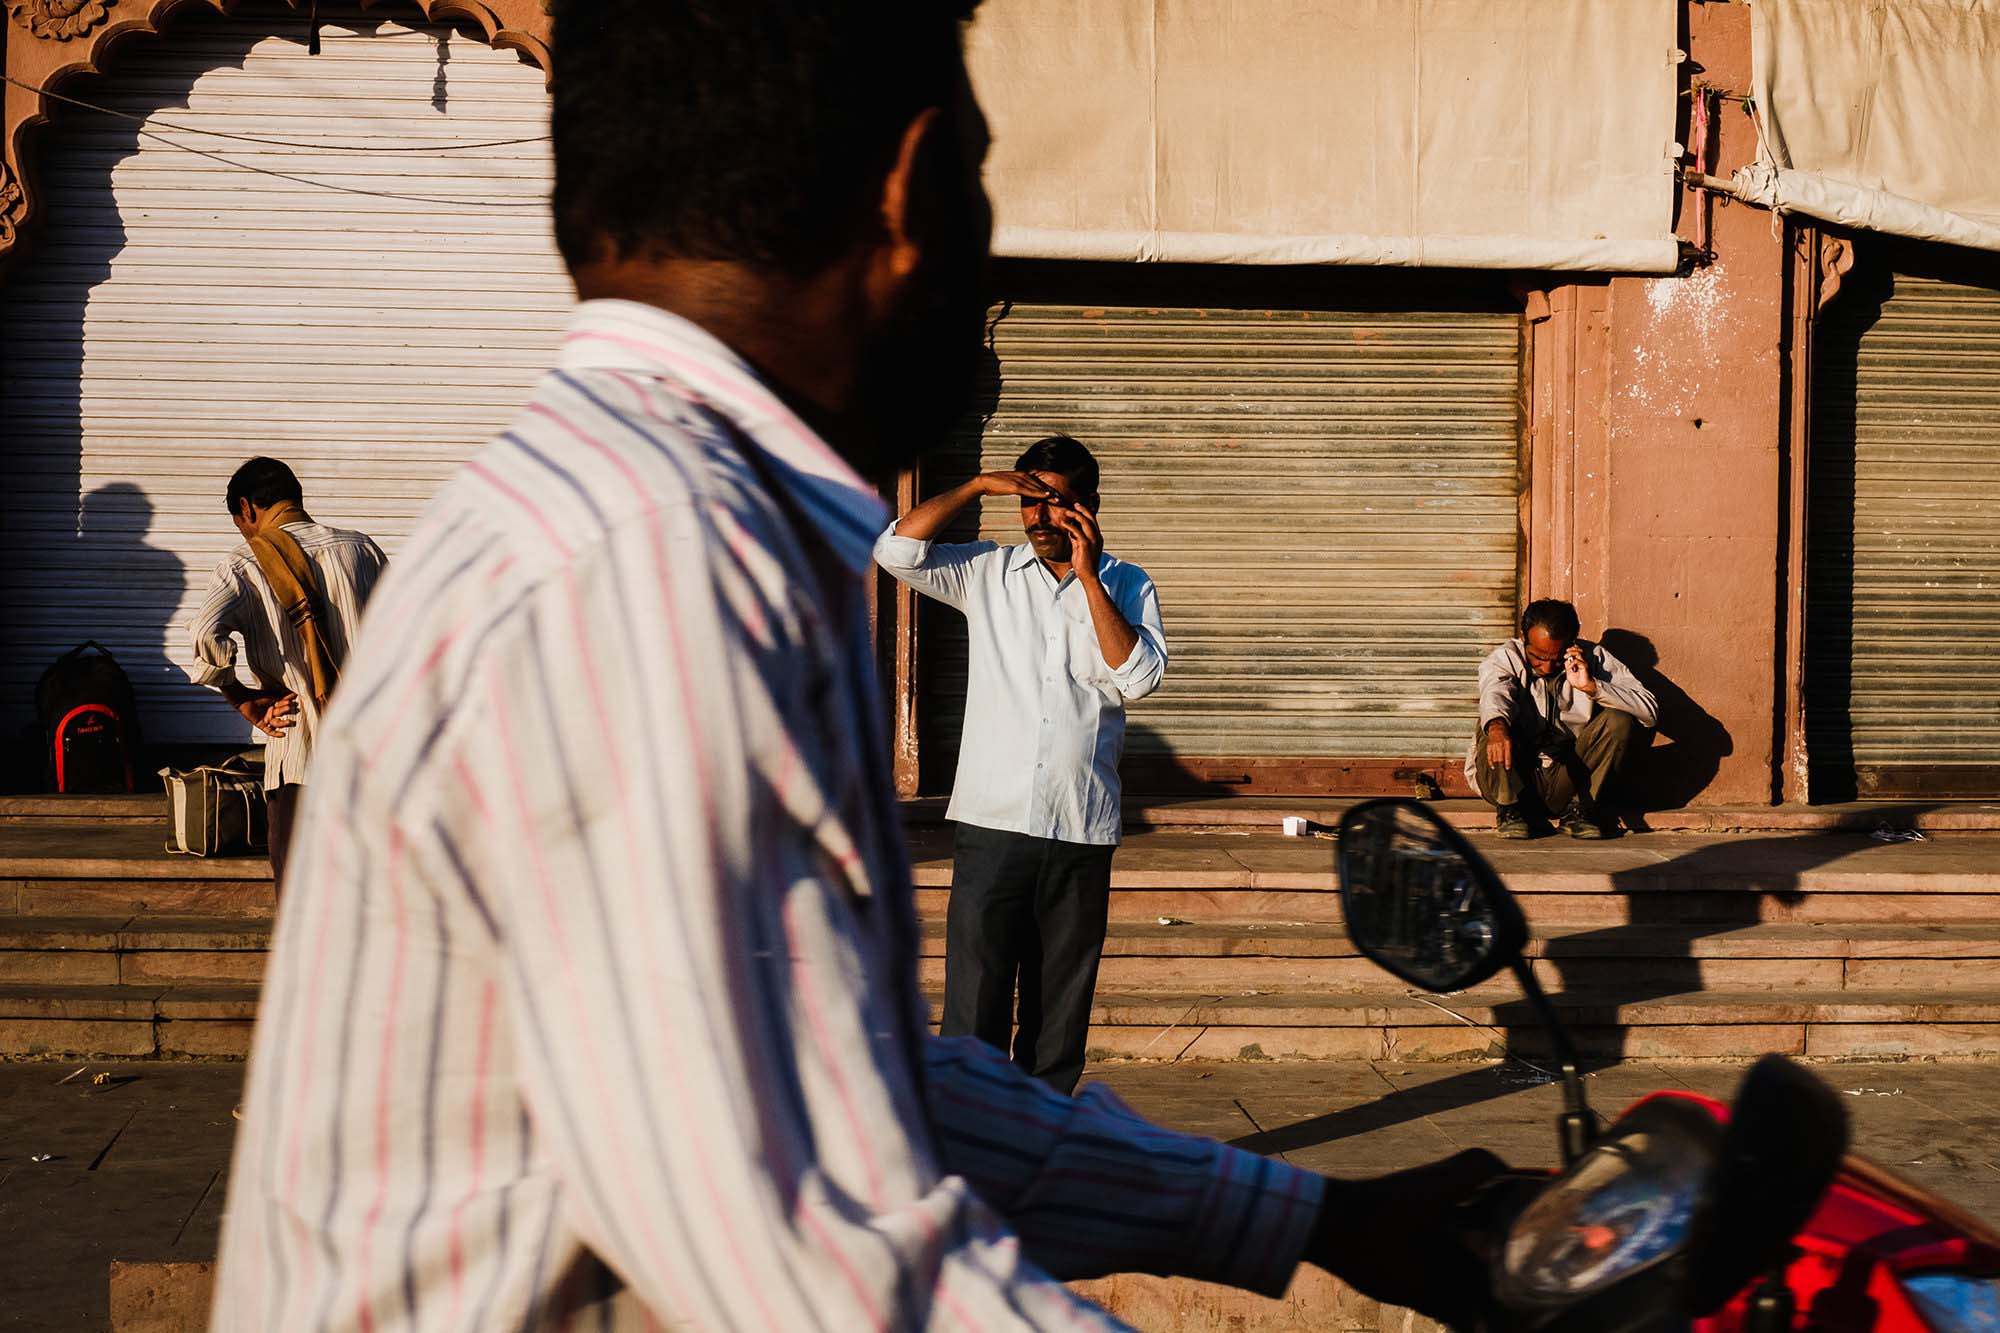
[1226,820,1936,1158]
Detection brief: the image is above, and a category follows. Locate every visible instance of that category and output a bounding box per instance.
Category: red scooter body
[1601,1091,2000,1332]
[1328,800,2000,1332]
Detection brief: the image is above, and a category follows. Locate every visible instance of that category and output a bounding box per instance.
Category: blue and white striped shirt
[211,299,1322,1331]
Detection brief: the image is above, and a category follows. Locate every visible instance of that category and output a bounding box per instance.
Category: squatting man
[1469,598,1658,838]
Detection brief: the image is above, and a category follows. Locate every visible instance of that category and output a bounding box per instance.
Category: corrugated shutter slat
[1806,273,2000,795]
[0,6,569,745]
[917,302,1520,775]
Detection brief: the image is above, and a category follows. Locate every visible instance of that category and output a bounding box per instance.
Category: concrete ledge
[109,1261,214,1333]
[903,796,2000,834]
[100,1261,1440,1332]
[1072,1268,1442,1332]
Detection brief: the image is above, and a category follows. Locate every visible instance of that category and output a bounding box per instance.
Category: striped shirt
[211,299,1322,1332]
[186,522,388,789]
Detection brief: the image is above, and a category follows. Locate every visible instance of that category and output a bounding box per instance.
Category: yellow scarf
[246,501,339,715]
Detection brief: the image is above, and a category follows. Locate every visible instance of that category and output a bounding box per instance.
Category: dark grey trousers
[941,822,1114,1096]
[266,782,302,893]
[1473,707,1641,813]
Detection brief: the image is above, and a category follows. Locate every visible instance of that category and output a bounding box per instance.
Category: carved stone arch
[0,0,553,271]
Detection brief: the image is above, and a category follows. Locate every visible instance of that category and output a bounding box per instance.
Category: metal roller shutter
[0,4,568,747]
[1807,272,2000,798]
[916,300,1521,790]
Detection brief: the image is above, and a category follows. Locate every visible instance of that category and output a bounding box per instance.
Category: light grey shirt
[875,527,1167,846]
[1463,636,1659,784]
[186,520,387,789]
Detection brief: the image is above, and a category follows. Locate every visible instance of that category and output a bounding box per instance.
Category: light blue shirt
[875,526,1167,846]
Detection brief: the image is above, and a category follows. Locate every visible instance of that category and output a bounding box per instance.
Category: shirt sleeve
[1588,645,1660,728]
[426,510,1137,1331]
[186,559,249,688]
[1477,643,1525,729]
[358,537,389,603]
[1107,571,1167,703]
[872,521,995,612]
[925,1035,1324,1297]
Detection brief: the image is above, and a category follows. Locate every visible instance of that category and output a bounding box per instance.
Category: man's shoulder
[458,380,724,554]
[302,523,383,554]
[1098,550,1155,587]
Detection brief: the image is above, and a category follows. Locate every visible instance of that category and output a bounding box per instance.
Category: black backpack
[35,641,139,794]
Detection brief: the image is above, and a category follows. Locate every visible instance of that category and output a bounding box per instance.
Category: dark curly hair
[1520,598,1582,641]
[1014,435,1099,497]
[225,457,303,514]
[552,0,981,274]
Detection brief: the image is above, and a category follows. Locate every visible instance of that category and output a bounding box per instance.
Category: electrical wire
[3,75,549,209]
[86,125,547,208]
[2,71,550,153]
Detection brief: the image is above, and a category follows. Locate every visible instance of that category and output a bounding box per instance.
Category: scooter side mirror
[1685,1054,1850,1317]
[1337,798,1528,994]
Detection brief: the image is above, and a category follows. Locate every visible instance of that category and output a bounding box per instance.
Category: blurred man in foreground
[211,3,1502,1328]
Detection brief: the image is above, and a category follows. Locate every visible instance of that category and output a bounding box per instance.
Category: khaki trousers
[1473,708,1640,813]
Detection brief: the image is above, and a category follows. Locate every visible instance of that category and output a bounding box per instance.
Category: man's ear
[879,106,946,281]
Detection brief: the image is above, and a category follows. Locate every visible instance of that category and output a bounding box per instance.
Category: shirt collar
[1007,542,1109,582]
[558,299,889,576]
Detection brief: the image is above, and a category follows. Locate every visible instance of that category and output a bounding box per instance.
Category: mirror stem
[1511,959,1594,1165]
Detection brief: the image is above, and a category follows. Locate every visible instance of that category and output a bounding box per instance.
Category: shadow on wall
[0,10,265,788]
[77,479,190,722]
[1598,627,1733,812]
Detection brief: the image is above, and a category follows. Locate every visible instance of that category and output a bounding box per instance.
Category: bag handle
[57,640,119,666]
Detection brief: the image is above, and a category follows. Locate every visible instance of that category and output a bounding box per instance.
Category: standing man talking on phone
[877,434,1165,1093]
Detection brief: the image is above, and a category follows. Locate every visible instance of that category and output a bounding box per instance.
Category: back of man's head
[1015,435,1099,497]
[551,0,980,274]
[1520,598,1581,643]
[225,457,303,515]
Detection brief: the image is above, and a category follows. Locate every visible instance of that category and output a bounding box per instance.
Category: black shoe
[1561,798,1608,840]
[1495,804,1532,839]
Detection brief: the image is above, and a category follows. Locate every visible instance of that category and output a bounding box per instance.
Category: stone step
[3,914,1992,992]
[0,794,163,821]
[915,983,2000,1062]
[7,817,2000,1064]
[915,919,2000,959]
[916,951,1994,995]
[0,983,256,1058]
[1054,987,2000,1063]
[1110,796,2000,835]
[0,916,271,987]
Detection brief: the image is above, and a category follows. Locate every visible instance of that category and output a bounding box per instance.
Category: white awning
[965,0,1683,273]
[1731,0,2000,254]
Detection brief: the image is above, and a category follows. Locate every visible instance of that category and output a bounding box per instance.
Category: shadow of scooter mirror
[1337,798,1529,994]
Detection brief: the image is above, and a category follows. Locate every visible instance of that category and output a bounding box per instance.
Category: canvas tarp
[965,0,1682,273]
[1730,0,2000,254]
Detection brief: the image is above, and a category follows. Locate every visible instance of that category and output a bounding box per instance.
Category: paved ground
[1,1057,1996,1331]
